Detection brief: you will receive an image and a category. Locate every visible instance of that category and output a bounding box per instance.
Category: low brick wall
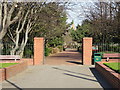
[95,62,120,88]
[0,69,5,82]
[0,61,28,82]
[21,58,33,65]
[5,61,28,79]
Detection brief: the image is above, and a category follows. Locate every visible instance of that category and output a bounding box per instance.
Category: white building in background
[63,22,79,48]
[71,23,76,30]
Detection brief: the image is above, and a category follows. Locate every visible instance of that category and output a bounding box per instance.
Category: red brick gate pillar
[34,37,44,65]
[83,37,93,65]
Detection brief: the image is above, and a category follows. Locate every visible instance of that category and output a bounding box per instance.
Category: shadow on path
[45,49,82,65]
[4,80,22,90]
[66,61,83,65]
[52,67,94,77]
[53,67,113,89]
[64,73,98,82]
[90,67,112,89]
[65,49,78,52]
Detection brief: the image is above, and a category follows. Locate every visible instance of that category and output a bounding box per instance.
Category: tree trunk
[10,45,19,55]
[0,3,2,32]
[10,31,20,55]
[0,39,3,55]
[10,11,29,55]
[0,3,2,55]
[0,2,22,47]
[16,20,31,58]
[16,39,28,58]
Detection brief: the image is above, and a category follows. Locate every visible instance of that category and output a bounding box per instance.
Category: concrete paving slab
[2,65,111,88]
[1,49,112,89]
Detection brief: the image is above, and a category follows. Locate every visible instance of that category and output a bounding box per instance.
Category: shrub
[24,48,33,58]
[51,48,60,54]
[57,46,63,52]
[45,47,52,56]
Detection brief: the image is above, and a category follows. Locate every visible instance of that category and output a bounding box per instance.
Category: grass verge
[0,63,18,69]
[103,62,120,74]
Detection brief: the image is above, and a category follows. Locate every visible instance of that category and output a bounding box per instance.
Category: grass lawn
[97,51,118,55]
[0,63,18,69]
[99,51,118,53]
[103,62,120,73]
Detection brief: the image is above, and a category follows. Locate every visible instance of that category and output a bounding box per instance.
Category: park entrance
[33,37,93,66]
[0,37,93,65]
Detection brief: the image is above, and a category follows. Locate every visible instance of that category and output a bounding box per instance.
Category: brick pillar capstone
[83,37,93,65]
[34,37,44,65]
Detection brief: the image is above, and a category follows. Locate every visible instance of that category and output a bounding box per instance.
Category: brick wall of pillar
[34,37,44,65]
[83,37,93,65]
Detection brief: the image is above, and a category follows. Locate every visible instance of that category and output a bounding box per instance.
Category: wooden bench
[103,53,120,62]
[0,55,20,62]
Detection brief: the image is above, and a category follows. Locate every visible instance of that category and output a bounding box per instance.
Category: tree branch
[0,3,2,32]
[7,3,16,23]
[18,10,29,33]
[2,2,7,30]
[9,6,22,25]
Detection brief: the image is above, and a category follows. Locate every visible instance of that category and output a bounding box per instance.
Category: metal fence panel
[93,43,120,53]
[1,43,34,58]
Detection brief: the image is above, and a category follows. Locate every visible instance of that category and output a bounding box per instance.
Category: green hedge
[45,47,52,56]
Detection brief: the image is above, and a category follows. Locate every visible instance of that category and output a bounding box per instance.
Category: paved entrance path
[2,49,111,88]
[45,49,82,65]
[2,65,111,88]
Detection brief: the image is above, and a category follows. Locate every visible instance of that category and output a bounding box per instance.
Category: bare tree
[7,2,45,57]
[0,0,22,51]
[83,1,120,43]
